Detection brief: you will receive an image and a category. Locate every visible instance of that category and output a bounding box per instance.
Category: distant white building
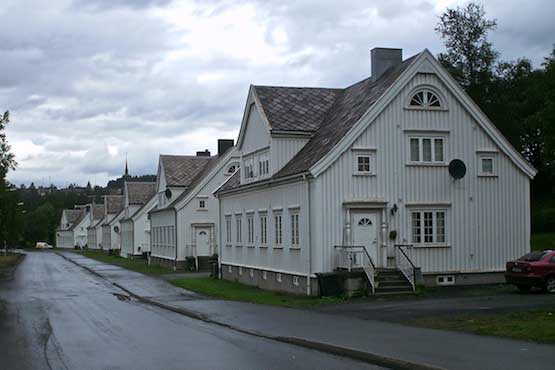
[86,204,105,249]
[100,195,124,252]
[215,48,537,295]
[56,208,87,248]
[119,181,157,258]
[149,140,236,270]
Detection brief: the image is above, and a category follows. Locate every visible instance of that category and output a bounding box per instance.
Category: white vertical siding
[314,72,530,274]
[219,181,309,275]
[270,137,310,175]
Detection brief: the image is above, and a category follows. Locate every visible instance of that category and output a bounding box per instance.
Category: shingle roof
[217,169,241,193]
[91,204,104,220]
[219,53,419,194]
[254,86,341,132]
[64,209,83,225]
[69,210,89,231]
[160,155,213,187]
[275,54,418,178]
[126,182,156,205]
[105,195,124,214]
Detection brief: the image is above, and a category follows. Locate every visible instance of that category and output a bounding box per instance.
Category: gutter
[174,210,178,271]
[216,171,309,197]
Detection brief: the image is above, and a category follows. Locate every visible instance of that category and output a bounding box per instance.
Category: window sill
[406,162,448,167]
[290,246,301,251]
[478,174,498,178]
[235,245,243,248]
[225,244,233,248]
[259,245,268,249]
[247,245,255,248]
[273,245,283,249]
[197,208,208,212]
[353,173,376,177]
[412,244,451,249]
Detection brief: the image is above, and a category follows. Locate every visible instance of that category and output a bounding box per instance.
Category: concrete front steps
[196,256,217,272]
[374,268,414,295]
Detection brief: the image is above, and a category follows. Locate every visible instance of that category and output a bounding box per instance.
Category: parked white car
[35,242,53,249]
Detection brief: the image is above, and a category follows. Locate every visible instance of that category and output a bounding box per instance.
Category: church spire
[124,155,129,177]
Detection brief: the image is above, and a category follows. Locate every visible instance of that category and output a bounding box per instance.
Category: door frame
[344,201,387,268]
[191,223,215,257]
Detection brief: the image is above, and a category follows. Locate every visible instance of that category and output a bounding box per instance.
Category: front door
[195,228,211,256]
[352,212,378,265]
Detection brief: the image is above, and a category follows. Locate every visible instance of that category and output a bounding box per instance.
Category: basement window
[276,273,282,283]
[292,276,299,286]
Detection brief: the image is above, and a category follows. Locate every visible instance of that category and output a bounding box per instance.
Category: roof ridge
[254,84,342,91]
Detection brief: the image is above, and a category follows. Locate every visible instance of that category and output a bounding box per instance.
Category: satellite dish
[449,159,467,180]
[165,188,172,199]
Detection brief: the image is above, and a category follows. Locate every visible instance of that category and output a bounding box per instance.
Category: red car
[505,250,555,293]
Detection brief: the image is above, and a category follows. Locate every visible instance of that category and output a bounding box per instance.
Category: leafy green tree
[435,2,498,112]
[0,110,19,246]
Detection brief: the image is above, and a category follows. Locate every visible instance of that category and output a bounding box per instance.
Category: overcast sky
[2,0,553,187]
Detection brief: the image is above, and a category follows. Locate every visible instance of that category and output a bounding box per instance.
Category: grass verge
[531,232,555,251]
[71,250,177,276]
[403,309,555,344]
[0,253,24,269]
[170,277,344,308]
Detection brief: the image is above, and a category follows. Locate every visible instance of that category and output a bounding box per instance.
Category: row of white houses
[57,47,537,295]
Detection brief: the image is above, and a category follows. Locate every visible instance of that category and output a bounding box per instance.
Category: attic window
[409,89,442,109]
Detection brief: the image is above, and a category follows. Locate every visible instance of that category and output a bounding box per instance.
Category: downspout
[174,209,178,271]
[217,194,222,279]
[303,174,312,296]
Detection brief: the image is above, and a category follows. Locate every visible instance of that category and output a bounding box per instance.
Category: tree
[0,110,19,247]
[0,111,16,187]
[435,3,498,111]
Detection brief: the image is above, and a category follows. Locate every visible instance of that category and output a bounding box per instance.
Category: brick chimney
[196,149,211,157]
[371,47,402,82]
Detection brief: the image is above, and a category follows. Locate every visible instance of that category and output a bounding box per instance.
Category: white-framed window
[244,164,254,179]
[262,270,267,280]
[479,157,495,175]
[225,216,232,244]
[276,273,282,283]
[249,268,254,277]
[238,266,243,276]
[199,199,206,209]
[408,89,442,109]
[411,210,446,244]
[258,158,269,176]
[227,265,232,273]
[235,215,242,244]
[260,213,267,246]
[247,215,254,245]
[274,212,283,246]
[292,276,299,286]
[290,211,300,247]
[409,137,445,163]
[356,155,371,173]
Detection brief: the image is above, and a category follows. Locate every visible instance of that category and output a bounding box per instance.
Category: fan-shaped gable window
[358,218,372,226]
[408,89,443,109]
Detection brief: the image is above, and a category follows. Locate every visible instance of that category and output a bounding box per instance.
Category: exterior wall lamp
[391,204,398,216]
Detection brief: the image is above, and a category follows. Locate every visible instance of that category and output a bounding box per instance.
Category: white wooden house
[149,140,236,270]
[119,181,157,258]
[86,204,104,249]
[215,48,537,295]
[100,195,124,252]
[56,208,87,248]
[70,205,92,248]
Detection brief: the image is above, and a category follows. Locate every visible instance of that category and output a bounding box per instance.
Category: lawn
[0,253,23,269]
[403,309,555,344]
[531,232,555,251]
[170,277,343,308]
[71,250,177,276]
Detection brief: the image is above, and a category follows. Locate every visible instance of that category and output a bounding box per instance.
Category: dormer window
[408,89,442,109]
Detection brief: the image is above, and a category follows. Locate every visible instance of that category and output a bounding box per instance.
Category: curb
[57,252,445,370]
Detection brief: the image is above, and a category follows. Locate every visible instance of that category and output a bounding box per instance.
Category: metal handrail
[335,245,376,293]
[394,244,416,291]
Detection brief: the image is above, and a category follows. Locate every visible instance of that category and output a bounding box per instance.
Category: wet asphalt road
[0,252,384,370]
